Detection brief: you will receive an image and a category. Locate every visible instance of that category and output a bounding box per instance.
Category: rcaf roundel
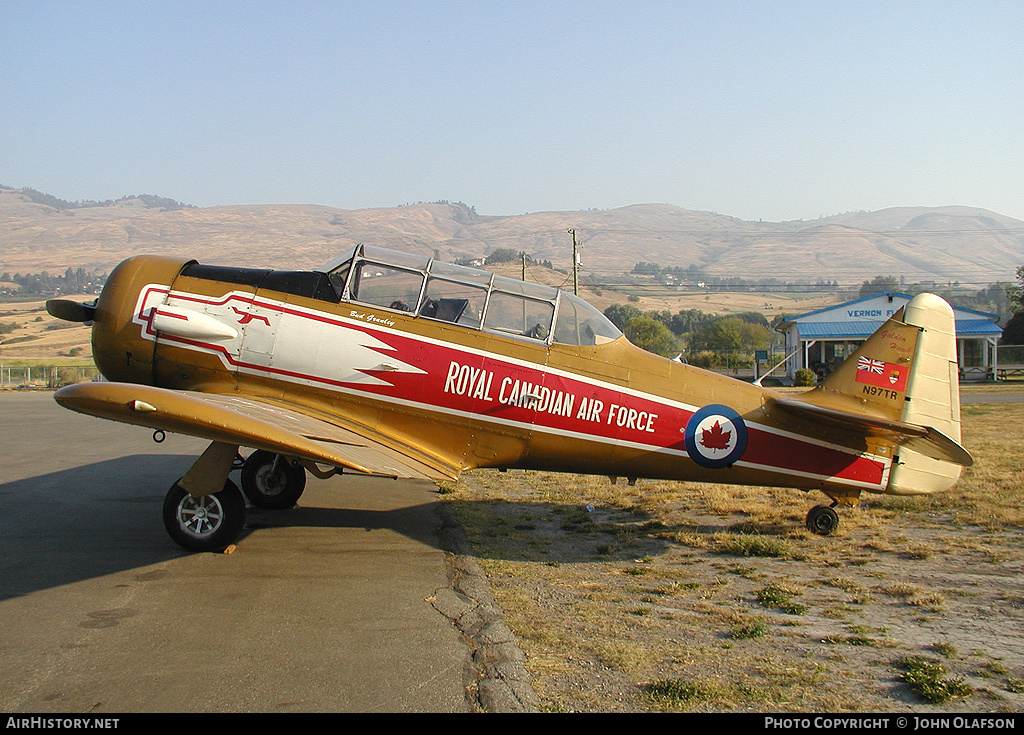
[683,404,748,469]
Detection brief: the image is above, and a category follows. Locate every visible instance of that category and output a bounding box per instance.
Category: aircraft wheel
[806,504,840,536]
[163,478,246,552]
[241,450,306,509]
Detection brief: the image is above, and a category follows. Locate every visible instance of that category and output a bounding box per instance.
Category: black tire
[240,450,306,509]
[163,478,246,552]
[806,504,840,536]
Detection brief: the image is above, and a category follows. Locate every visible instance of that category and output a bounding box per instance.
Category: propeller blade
[46,299,96,323]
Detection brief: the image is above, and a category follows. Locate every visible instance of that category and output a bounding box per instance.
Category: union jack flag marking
[858,357,885,374]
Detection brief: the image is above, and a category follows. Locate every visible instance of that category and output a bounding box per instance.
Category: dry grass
[444,402,1024,712]
[868,403,1024,529]
[0,297,93,364]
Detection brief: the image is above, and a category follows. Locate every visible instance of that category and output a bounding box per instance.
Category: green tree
[669,309,714,335]
[604,303,643,330]
[631,262,661,275]
[859,275,900,298]
[1001,312,1024,344]
[1002,266,1024,345]
[690,317,771,352]
[623,316,678,356]
[1010,265,1024,313]
[729,311,770,329]
[484,247,522,265]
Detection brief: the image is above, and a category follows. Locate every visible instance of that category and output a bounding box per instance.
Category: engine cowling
[91,255,194,385]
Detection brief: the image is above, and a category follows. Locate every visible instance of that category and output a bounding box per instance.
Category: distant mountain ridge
[6,186,195,212]
[1,186,1021,286]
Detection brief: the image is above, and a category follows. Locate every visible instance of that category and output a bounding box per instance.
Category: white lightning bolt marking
[250,308,423,388]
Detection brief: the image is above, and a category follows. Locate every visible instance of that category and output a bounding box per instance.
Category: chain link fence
[681,347,789,382]
[0,365,100,390]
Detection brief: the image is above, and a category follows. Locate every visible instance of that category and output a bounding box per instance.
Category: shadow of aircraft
[0,454,449,601]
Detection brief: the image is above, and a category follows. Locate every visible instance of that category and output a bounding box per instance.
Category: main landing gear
[240,449,307,509]
[160,442,308,552]
[163,478,247,552]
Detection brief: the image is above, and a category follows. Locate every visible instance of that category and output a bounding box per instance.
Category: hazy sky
[2,1,1022,221]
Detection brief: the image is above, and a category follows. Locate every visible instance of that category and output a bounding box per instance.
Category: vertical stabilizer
[886,293,963,495]
[798,292,966,495]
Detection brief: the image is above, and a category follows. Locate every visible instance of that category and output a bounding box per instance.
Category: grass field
[443,401,1024,712]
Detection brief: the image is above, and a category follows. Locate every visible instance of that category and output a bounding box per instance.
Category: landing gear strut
[805,504,840,536]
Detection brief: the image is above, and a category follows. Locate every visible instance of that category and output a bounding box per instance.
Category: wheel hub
[178,495,223,537]
[255,465,285,496]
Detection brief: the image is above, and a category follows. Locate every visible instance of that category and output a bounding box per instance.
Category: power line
[439,226,1024,243]
[580,282,1011,290]
[571,227,1024,237]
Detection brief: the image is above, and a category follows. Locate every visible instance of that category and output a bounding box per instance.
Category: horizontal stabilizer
[768,396,973,467]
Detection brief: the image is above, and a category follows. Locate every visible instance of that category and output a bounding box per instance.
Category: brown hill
[1,187,1021,286]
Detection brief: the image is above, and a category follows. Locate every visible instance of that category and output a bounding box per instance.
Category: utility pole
[568,229,579,295]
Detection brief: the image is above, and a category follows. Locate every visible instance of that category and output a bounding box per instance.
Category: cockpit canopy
[317,244,621,347]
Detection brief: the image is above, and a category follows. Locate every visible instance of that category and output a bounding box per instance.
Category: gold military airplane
[46,244,973,552]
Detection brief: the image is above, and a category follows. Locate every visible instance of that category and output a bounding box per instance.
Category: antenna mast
[568,229,579,295]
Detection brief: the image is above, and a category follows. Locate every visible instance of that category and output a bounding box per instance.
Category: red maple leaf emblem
[700,420,732,450]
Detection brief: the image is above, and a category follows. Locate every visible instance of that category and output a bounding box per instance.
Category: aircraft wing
[53,381,461,482]
[767,396,974,467]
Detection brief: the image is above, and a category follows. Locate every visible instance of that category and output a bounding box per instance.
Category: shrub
[794,368,816,386]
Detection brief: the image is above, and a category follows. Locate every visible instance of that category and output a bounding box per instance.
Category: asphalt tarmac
[0,391,535,714]
[960,390,1024,402]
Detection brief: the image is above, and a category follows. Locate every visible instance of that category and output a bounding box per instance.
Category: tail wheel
[240,450,306,509]
[163,479,246,552]
[806,504,840,536]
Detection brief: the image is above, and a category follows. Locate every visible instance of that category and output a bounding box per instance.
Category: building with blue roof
[775,291,1002,382]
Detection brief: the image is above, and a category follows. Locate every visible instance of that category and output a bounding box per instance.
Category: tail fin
[774,293,970,495]
[886,293,968,494]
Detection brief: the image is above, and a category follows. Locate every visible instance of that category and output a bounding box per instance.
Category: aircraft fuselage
[90,250,895,499]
